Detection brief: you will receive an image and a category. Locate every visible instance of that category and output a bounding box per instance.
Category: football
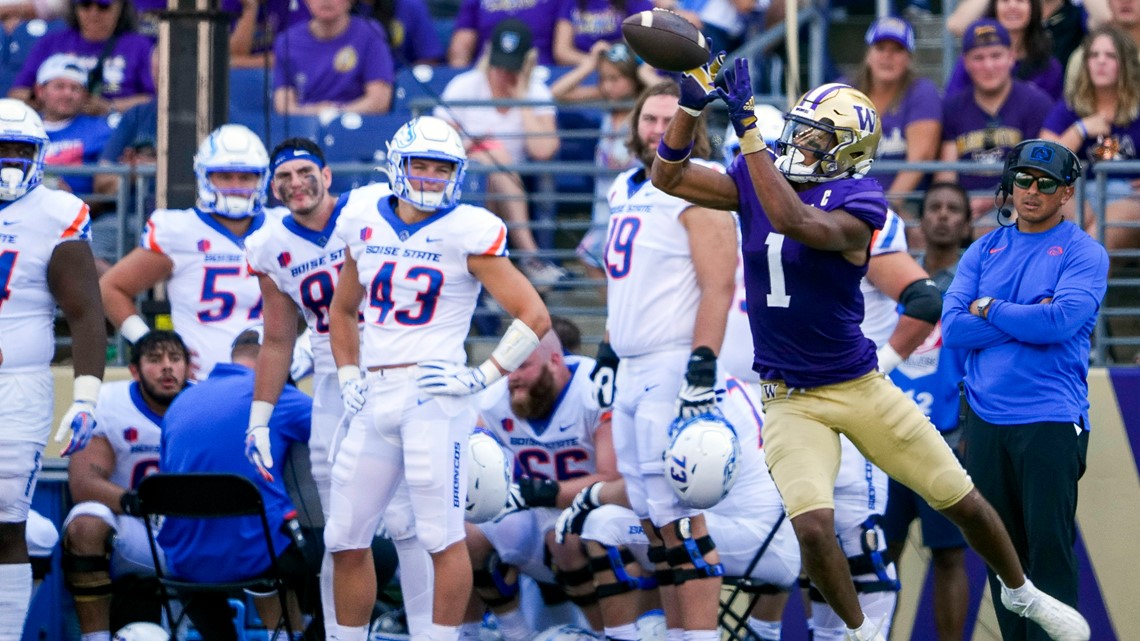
[621,9,711,72]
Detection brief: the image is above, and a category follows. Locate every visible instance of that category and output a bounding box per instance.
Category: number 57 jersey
[334,184,508,367]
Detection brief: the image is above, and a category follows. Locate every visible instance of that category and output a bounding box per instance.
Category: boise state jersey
[245,197,352,375]
[0,185,91,371]
[728,159,888,388]
[715,377,775,515]
[720,252,757,383]
[859,209,908,348]
[477,359,605,482]
[141,207,287,376]
[335,184,508,367]
[604,161,727,358]
[92,380,163,490]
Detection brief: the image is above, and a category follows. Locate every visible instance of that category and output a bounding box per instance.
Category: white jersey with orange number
[604,161,728,358]
[334,184,508,367]
[0,184,91,372]
[245,197,356,376]
[141,207,286,376]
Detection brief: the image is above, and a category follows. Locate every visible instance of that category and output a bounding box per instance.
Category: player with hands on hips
[0,98,107,641]
[325,115,550,641]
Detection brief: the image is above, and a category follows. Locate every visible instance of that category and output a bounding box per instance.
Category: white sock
[458,621,482,641]
[747,617,781,641]
[846,615,881,641]
[320,548,336,635]
[80,632,111,641]
[0,564,31,641]
[604,622,638,640]
[427,623,460,641]
[681,630,718,641]
[394,536,435,637]
[1001,577,1036,604]
[666,629,683,641]
[494,608,532,641]
[331,623,368,641]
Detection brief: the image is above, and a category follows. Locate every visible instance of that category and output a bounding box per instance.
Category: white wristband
[73,375,102,404]
[337,365,362,387]
[678,105,703,118]
[119,315,150,344]
[876,344,903,375]
[490,319,541,373]
[249,400,274,430]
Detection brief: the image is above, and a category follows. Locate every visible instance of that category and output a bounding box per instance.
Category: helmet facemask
[389,154,463,211]
[775,83,881,184]
[0,141,43,201]
[198,168,270,219]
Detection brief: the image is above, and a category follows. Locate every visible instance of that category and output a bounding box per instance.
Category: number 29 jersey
[334,184,508,367]
[141,207,285,376]
[0,186,91,371]
[245,198,351,376]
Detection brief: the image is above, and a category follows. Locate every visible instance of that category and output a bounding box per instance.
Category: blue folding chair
[393,65,468,115]
[229,111,322,151]
[320,113,408,192]
[229,68,273,119]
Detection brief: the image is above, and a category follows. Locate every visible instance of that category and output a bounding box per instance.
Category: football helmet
[722,104,785,165]
[387,116,466,211]
[532,625,600,641]
[0,99,48,201]
[664,412,740,509]
[775,83,881,183]
[465,429,511,523]
[112,622,170,641]
[193,124,270,219]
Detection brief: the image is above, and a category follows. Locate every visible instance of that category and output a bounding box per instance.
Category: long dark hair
[985,0,1053,77]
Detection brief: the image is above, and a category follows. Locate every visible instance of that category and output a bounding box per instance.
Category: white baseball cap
[36,54,89,87]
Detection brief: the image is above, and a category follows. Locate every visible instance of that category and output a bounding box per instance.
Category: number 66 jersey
[334,183,508,367]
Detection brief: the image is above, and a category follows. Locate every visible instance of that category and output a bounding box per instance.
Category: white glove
[416,360,501,397]
[245,401,275,481]
[493,483,527,523]
[338,366,367,414]
[876,343,903,375]
[55,375,101,456]
[290,329,315,382]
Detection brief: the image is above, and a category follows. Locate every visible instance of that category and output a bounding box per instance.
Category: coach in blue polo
[942,139,1108,641]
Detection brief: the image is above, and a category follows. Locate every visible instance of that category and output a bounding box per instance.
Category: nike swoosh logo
[416,397,430,406]
[425,237,442,243]
[1,220,18,226]
[644,384,659,392]
[558,424,574,432]
[989,246,1007,254]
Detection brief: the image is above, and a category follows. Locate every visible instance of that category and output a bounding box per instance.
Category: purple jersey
[12,30,154,99]
[273,16,395,105]
[559,0,652,52]
[728,161,888,388]
[945,55,1064,102]
[222,0,311,55]
[387,0,445,65]
[873,76,942,191]
[455,0,566,65]
[1042,101,1140,181]
[942,80,1049,193]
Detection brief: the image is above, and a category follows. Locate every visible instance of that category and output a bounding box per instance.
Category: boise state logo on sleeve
[197,239,211,252]
[277,251,291,267]
[360,227,372,242]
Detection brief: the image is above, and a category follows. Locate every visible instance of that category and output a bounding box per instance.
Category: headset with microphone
[993,138,1082,226]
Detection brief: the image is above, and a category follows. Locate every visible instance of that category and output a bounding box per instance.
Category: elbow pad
[899,278,942,324]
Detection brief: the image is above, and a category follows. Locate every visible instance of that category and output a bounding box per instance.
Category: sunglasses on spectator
[1012,171,1062,194]
[76,2,114,10]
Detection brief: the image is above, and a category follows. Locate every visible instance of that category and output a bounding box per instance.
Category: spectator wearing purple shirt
[447,0,566,66]
[226,0,312,68]
[944,0,1064,101]
[8,0,154,114]
[849,17,942,219]
[552,0,651,65]
[1042,25,1140,254]
[273,0,395,114]
[354,0,444,67]
[937,19,1050,222]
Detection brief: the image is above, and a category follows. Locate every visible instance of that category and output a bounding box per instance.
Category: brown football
[621,9,711,72]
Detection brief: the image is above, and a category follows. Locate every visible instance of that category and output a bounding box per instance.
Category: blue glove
[716,58,766,155]
[678,49,726,116]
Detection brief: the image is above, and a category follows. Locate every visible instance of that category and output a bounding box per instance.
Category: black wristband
[594,341,620,369]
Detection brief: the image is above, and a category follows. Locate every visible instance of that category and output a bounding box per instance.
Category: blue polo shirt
[159,363,312,582]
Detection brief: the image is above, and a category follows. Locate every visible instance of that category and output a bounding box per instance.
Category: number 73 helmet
[775,83,881,183]
[664,413,740,509]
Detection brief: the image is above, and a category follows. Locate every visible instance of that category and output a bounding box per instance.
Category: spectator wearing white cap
[33,52,112,197]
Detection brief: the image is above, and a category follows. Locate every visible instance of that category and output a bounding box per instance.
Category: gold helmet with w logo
[775,83,882,183]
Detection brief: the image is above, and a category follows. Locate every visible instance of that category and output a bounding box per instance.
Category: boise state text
[287,247,346,278]
[365,244,443,263]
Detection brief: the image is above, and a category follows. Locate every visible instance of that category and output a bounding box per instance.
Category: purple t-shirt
[873,76,942,191]
[559,0,652,52]
[942,80,1050,192]
[273,16,395,105]
[13,30,154,99]
[455,0,567,65]
[728,162,888,388]
[222,0,312,55]
[945,55,1064,102]
[387,0,445,65]
[1042,101,1140,181]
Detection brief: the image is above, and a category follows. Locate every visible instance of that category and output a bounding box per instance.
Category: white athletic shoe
[1001,579,1091,641]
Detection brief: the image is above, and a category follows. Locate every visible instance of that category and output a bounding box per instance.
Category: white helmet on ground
[532,625,599,641]
[194,124,270,219]
[0,99,48,200]
[664,413,741,509]
[387,116,466,211]
[112,622,170,641]
[465,429,511,523]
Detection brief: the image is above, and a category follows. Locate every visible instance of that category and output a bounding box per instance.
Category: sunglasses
[1012,171,1062,194]
[76,1,114,10]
